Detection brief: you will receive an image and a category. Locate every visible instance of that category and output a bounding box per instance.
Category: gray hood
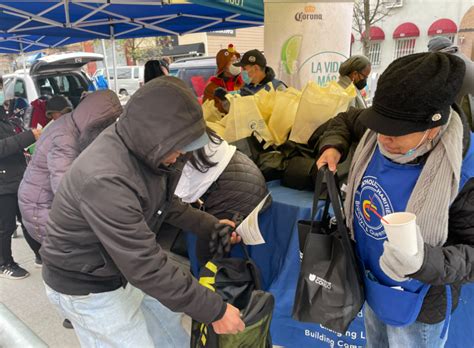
[73,90,122,133]
[116,76,206,172]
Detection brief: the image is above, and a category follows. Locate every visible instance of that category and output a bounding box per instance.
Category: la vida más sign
[299,51,348,86]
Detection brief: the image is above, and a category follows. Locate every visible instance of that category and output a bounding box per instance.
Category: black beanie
[46,95,73,115]
[359,52,466,136]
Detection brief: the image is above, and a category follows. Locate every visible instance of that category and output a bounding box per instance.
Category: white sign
[264,0,354,89]
[236,194,269,245]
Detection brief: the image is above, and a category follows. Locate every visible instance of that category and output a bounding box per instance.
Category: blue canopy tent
[0,1,262,52]
[190,0,263,18]
[0,0,263,90]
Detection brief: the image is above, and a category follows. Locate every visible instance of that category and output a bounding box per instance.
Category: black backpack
[190,246,274,348]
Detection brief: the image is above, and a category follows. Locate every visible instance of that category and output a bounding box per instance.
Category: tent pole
[19,42,26,76]
[101,39,111,88]
[110,26,118,94]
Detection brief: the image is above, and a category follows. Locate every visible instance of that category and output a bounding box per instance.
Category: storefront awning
[393,22,420,39]
[428,18,458,36]
[362,26,385,41]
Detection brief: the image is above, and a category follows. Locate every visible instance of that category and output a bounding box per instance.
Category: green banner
[190,0,264,18]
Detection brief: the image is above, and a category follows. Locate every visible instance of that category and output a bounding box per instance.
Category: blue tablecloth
[186,181,474,347]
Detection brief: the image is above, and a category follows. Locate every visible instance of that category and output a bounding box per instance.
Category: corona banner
[264,0,354,89]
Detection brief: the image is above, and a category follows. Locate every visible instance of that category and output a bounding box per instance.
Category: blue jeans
[44,283,189,348]
[364,304,448,348]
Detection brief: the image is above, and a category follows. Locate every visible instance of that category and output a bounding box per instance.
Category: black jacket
[203,150,269,220]
[315,105,474,324]
[0,113,35,195]
[40,77,227,325]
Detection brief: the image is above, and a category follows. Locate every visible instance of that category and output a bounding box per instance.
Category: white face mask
[228,64,241,76]
[378,131,433,164]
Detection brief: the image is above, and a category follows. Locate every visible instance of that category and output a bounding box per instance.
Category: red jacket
[30,99,50,129]
[203,75,244,114]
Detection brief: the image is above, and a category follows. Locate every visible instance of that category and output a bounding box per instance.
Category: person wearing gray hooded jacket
[40,76,245,347]
[18,91,122,263]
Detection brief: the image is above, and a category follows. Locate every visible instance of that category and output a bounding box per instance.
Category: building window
[393,38,416,60]
[385,0,403,8]
[446,35,456,43]
[368,42,382,66]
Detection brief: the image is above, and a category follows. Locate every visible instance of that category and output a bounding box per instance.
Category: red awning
[362,26,385,40]
[393,22,420,38]
[351,33,355,44]
[428,18,457,36]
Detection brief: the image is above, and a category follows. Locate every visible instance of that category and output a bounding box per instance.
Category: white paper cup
[381,212,418,256]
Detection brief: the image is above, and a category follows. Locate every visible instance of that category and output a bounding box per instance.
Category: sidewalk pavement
[1,228,282,348]
[0,229,80,348]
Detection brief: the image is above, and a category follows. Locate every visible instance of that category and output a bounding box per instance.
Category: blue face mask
[241,70,252,84]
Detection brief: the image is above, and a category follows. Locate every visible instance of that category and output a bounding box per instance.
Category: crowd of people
[0,37,473,348]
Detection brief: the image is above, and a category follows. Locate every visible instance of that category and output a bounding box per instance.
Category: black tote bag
[292,166,364,334]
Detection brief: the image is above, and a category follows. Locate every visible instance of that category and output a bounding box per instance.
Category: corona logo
[295,6,323,22]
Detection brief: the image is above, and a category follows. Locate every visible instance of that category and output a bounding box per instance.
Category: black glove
[213,87,228,101]
[209,223,233,258]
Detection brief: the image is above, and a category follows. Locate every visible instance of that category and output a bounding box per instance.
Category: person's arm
[203,82,215,104]
[312,107,368,171]
[410,179,474,285]
[165,195,220,240]
[47,133,78,194]
[79,175,228,324]
[0,129,37,158]
[315,107,367,159]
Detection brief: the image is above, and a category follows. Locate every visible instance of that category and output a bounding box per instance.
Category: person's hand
[379,226,425,282]
[212,303,245,335]
[219,219,240,244]
[219,219,235,228]
[32,128,42,140]
[316,147,342,172]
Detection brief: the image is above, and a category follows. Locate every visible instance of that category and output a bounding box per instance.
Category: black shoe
[63,319,74,329]
[0,262,29,279]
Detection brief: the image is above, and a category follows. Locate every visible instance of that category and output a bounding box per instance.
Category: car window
[3,77,15,100]
[181,68,215,98]
[169,69,179,77]
[106,68,132,80]
[14,79,27,99]
[134,67,139,79]
[36,74,88,107]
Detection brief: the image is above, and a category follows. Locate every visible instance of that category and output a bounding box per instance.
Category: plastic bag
[267,88,301,146]
[202,99,224,123]
[289,81,356,144]
[221,95,274,145]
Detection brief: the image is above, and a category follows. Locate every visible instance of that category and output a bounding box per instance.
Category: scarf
[344,109,464,247]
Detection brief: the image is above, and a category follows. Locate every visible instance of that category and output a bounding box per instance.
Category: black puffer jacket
[0,110,35,195]
[202,150,269,220]
[315,105,474,323]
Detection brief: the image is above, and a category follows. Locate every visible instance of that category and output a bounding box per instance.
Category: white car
[2,52,103,107]
[93,65,144,96]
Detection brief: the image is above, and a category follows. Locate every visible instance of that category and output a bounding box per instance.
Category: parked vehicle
[2,52,103,108]
[94,65,144,96]
[169,57,216,102]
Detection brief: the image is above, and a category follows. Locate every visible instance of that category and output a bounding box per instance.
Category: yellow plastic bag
[289,81,357,144]
[254,86,276,123]
[221,95,274,145]
[202,99,224,123]
[267,87,301,145]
